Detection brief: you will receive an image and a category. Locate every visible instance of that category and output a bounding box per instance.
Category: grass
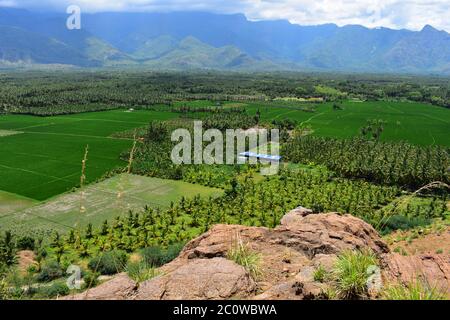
[313,265,328,283]
[382,281,448,300]
[332,249,378,299]
[0,174,223,234]
[226,235,262,280]
[0,109,179,200]
[126,261,160,283]
[0,191,37,216]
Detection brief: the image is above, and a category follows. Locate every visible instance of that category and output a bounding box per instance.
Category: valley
[0,71,448,301]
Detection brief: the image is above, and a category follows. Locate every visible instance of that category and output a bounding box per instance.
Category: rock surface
[382,253,450,294]
[61,273,137,300]
[136,258,256,300]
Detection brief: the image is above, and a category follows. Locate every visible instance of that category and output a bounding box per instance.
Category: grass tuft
[382,281,448,300]
[227,235,262,281]
[332,249,378,299]
[126,261,160,283]
[313,265,328,283]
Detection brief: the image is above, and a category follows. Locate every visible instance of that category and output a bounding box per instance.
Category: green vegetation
[0,174,223,234]
[126,261,160,283]
[140,243,184,268]
[227,236,262,280]
[0,191,37,216]
[1,72,448,116]
[284,136,449,188]
[382,281,448,300]
[88,250,128,275]
[0,110,178,200]
[313,266,328,283]
[247,100,450,146]
[332,250,378,299]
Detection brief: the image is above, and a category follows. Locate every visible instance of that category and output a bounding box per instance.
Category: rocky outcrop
[382,254,450,294]
[174,212,388,263]
[61,209,449,300]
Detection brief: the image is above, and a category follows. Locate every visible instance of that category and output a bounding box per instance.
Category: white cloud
[2,0,450,32]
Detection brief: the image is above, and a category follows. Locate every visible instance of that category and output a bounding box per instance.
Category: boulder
[280,206,314,225]
[135,258,256,300]
[274,213,389,257]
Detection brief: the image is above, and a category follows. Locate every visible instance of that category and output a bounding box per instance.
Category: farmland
[0,99,449,203]
[245,100,450,146]
[0,110,178,200]
[0,174,222,234]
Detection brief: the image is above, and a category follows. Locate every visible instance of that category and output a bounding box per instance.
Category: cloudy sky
[1,0,449,32]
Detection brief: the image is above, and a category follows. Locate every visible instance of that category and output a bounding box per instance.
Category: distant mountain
[0,26,97,67]
[0,8,449,74]
[133,35,279,70]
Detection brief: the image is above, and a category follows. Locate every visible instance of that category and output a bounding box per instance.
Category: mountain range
[0,8,449,74]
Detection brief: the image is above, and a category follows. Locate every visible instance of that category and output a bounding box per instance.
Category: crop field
[0,174,223,233]
[0,191,37,216]
[173,100,450,145]
[0,110,179,200]
[0,100,448,217]
[243,101,450,146]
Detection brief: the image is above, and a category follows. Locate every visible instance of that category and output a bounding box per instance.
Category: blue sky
[1,0,449,32]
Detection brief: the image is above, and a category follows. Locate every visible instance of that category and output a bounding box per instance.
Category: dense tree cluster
[284,136,450,189]
[0,72,448,116]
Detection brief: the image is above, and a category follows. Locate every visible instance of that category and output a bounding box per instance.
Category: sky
[0,0,449,32]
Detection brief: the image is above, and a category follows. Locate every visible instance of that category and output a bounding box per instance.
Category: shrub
[332,249,378,299]
[226,236,261,280]
[35,280,69,298]
[16,236,35,251]
[140,247,164,267]
[382,281,447,300]
[380,215,430,235]
[313,265,328,283]
[164,243,184,264]
[0,231,16,267]
[36,261,63,283]
[82,270,99,290]
[0,278,10,300]
[141,243,184,268]
[126,261,160,283]
[88,250,128,275]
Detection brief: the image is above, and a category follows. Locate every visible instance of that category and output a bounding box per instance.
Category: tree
[0,231,16,267]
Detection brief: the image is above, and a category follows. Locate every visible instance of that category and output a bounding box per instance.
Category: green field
[0,110,178,200]
[0,174,223,233]
[0,191,37,216]
[245,101,450,146]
